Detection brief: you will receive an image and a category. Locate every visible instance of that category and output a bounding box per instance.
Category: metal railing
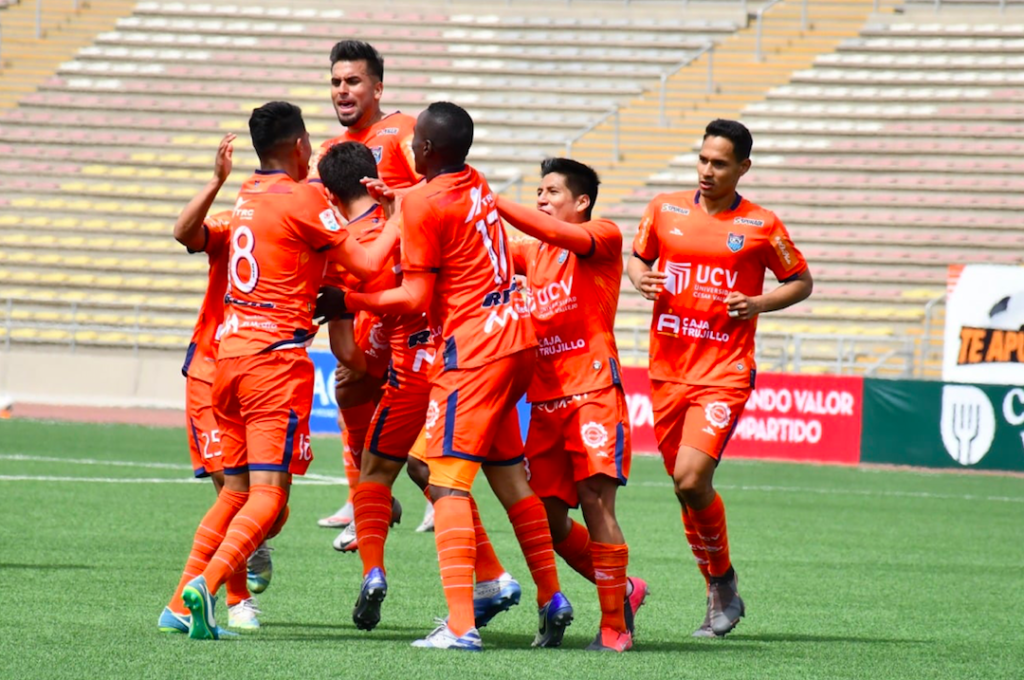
[659,42,716,127]
[615,327,918,377]
[753,0,785,62]
[564,107,620,162]
[932,0,1010,12]
[918,293,946,378]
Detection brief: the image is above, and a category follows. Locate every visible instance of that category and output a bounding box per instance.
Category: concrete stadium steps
[569,0,901,204]
[0,0,138,108]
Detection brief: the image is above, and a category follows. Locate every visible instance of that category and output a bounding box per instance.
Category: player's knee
[406,458,430,490]
[673,469,710,500]
[577,474,616,505]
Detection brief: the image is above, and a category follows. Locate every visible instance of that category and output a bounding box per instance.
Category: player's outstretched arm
[496,196,594,256]
[334,218,400,281]
[627,254,666,302]
[725,269,814,320]
[348,270,435,316]
[174,133,234,251]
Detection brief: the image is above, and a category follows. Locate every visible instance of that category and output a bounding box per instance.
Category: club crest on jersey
[558,248,569,264]
[704,402,732,430]
[580,421,609,449]
[319,209,342,232]
[424,400,440,438]
[727,232,745,253]
[370,146,383,163]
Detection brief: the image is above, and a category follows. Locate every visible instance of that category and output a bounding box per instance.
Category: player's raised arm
[496,196,593,255]
[332,216,399,281]
[174,133,235,251]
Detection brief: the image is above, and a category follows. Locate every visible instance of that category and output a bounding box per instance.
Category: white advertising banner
[943,265,1024,385]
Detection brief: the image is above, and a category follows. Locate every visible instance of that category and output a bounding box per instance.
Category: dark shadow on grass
[268,621,427,634]
[0,563,93,571]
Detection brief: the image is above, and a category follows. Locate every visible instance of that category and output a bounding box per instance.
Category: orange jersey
[385,314,437,389]
[183,210,232,383]
[510,219,623,402]
[402,165,535,372]
[322,203,398,293]
[218,170,349,359]
[309,112,421,190]
[632,190,807,389]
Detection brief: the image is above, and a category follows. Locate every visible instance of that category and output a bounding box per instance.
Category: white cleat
[416,501,435,533]
[411,620,482,651]
[333,521,358,552]
[227,597,261,630]
[318,501,355,528]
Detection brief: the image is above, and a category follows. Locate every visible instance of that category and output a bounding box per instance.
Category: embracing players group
[158,40,813,652]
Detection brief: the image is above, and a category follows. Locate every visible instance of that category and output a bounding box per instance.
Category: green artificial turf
[1,418,1022,679]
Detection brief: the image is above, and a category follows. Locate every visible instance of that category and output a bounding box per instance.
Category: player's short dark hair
[424,101,474,164]
[317,142,378,204]
[248,101,306,163]
[541,157,600,220]
[704,119,753,162]
[330,40,384,81]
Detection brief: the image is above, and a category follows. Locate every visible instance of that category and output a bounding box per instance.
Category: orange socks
[687,493,731,578]
[202,484,288,594]
[553,519,596,583]
[680,506,712,584]
[341,401,375,503]
[354,481,394,576]
[342,439,362,504]
[167,488,247,614]
[507,495,560,606]
[591,542,629,633]
[433,495,476,636]
[267,504,290,540]
[224,567,250,607]
[470,496,505,582]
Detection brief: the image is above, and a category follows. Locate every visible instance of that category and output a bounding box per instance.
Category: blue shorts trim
[224,465,249,476]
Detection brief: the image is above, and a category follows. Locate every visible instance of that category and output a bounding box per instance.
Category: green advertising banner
[862,379,1024,472]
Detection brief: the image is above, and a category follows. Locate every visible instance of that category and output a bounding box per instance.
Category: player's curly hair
[318,142,378,204]
[248,101,306,163]
[330,40,385,81]
[704,119,753,162]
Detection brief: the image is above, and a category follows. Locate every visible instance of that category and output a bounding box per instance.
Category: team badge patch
[580,421,609,449]
[424,400,440,438]
[704,402,732,430]
[319,209,341,232]
[727,232,745,253]
[370,146,383,163]
[558,249,569,264]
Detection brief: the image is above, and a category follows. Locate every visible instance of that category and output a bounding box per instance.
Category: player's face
[537,173,588,223]
[411,118,429,175]
[330,60,383,130]
[696,135,750,201]
[295,131,313,181]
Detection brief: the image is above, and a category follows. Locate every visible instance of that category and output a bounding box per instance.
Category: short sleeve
[632,198,661,264]
[202,210,232,260]
[763,214,808,282]
[400,191,441,274]
[291,185,349,252]
[587,219,623,262]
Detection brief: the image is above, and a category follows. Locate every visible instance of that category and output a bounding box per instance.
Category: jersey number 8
[230,225,260,294]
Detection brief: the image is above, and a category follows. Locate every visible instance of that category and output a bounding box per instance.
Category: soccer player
[627,119,813,637]
[315,102,573,651]
[170,101,398,640]
[497,158,645,652]
[309,39,424,535]
[157,133,260,633]
[317,141,522,633]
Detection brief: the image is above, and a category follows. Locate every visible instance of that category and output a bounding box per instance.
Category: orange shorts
[185,375,223,478]
[651,380,750,474]
[426,349,534,492]
[213,350,314,476]
[354,311,391,380]
[408,427,427,463]
[525,385,631,508]
[366,381,430,462]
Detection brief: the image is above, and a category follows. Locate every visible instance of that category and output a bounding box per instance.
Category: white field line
[0,454,348,485]
[2,454,1022,503]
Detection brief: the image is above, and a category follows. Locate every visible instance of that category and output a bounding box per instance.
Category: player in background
[309,39,428,537]
[171,101,398,640]
[627,119,813,638]
[318,142,522,633]
[316,102,572,652]
[157,133,261,633]
[497,158,645,652]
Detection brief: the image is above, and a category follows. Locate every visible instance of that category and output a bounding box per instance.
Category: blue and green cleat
[182,576,220,640]
[157,607,190,634]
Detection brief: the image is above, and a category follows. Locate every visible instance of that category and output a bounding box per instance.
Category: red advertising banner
[620,368,863,465]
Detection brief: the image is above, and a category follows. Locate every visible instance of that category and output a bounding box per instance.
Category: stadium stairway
[0,0,138,109]
[570,0,903,206]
